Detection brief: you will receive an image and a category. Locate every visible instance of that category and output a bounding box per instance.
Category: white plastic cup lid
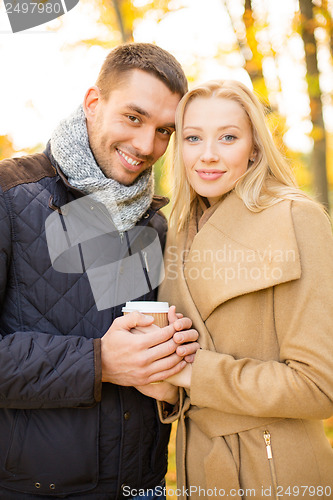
[122,301,169,313]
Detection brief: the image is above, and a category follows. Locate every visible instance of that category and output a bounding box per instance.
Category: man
[0,43,196,499]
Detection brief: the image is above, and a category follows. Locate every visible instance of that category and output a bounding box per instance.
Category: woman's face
[182,96,255,204]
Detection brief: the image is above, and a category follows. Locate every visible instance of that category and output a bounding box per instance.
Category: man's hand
[101,312,188,386]
[131,309,200,361]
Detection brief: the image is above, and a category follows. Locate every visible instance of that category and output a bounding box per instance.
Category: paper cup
[122,301,169,327]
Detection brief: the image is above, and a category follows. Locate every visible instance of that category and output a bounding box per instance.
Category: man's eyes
[158,128,172,136]
[127,115,140,123]
[126,116,172,136]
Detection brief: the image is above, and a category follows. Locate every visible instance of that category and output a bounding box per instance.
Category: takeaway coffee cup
[122,301,169,328]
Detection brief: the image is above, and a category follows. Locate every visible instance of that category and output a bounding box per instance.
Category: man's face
[85,69,181,185]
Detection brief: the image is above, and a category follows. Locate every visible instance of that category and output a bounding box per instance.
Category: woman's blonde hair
[168,79,319,231]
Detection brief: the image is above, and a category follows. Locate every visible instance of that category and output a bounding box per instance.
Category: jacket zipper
[263,430,278,500]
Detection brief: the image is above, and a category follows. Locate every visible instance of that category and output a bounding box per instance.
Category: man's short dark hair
[96,42,188,99]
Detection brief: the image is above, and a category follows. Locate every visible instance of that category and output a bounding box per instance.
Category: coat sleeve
[190,200,333,419]
[0,189,102,409]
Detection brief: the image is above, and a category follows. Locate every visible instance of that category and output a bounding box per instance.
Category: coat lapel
[160,192,301,348]
[160,229,216,351]
[184,192,301,321]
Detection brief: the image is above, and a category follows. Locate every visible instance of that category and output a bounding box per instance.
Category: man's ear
[83,86,100,123]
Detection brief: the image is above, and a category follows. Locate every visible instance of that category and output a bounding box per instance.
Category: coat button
[34,482,41,489]
[124,411,131,420]
[143,213,150,219]
[49,484,56,490]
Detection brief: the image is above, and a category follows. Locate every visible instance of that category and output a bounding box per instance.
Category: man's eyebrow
[163,122,176,130]
[126,104,151,119]
[126,103,175,130]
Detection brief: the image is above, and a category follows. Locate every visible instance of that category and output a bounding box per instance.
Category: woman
[158,80,333,499]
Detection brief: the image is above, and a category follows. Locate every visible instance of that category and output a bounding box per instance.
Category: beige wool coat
[159,192,333,500]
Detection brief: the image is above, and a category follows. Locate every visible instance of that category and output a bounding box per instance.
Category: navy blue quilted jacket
[0,152,170,499]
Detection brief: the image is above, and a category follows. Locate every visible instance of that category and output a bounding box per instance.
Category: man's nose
[200,141,219,163]
[132,127,156,157]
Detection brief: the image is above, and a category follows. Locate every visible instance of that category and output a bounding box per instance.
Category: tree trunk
[243,0,269,101]
[112,0,132,43]
[320,0,333,60]
[299,0,329,208]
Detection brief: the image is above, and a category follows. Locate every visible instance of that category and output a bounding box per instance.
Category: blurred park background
[0,0,332,496]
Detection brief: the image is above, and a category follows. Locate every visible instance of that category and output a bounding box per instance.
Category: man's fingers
[146,336,180,362]
[114,311,154,331]
[130,323,176,349]
[130,323,162,335]
[147,357,187,384]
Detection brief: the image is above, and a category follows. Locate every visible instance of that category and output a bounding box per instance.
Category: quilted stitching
[0,156,170,497]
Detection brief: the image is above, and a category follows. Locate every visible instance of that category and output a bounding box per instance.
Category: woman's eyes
[221,134,236,142]
[185,135,200,143]
[184,134,237,143]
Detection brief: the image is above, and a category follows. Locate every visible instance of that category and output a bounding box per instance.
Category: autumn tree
[79,0,174,49]
[112,0,132,42]
[299,0,329,208]
[0,135,15,161]
[319,0,333,60]
[242,0,269,102]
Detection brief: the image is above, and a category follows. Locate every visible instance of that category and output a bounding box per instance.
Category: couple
[0,42,332,500]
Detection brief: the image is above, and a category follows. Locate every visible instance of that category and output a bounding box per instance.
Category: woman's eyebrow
[183,125,241,131]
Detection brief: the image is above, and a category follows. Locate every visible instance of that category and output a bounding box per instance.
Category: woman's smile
[195,169,226,181]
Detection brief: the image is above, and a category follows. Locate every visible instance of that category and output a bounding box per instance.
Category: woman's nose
[200,142,219,163]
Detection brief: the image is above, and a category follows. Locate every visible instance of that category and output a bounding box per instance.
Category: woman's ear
[249,149,258,164]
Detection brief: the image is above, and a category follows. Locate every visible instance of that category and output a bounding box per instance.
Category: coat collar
[182,192,301,321]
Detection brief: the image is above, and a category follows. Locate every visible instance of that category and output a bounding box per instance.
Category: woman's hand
[130,306,200,362]
[135,381,179,404]
[168,305,200,363]
[166,362,192,389]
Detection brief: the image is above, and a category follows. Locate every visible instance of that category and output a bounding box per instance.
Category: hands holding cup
[122,301,197,402]
[124,301,199,363]
[100,302,198,399]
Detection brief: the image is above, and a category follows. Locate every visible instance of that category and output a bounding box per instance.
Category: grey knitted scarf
[50,105,154,231]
